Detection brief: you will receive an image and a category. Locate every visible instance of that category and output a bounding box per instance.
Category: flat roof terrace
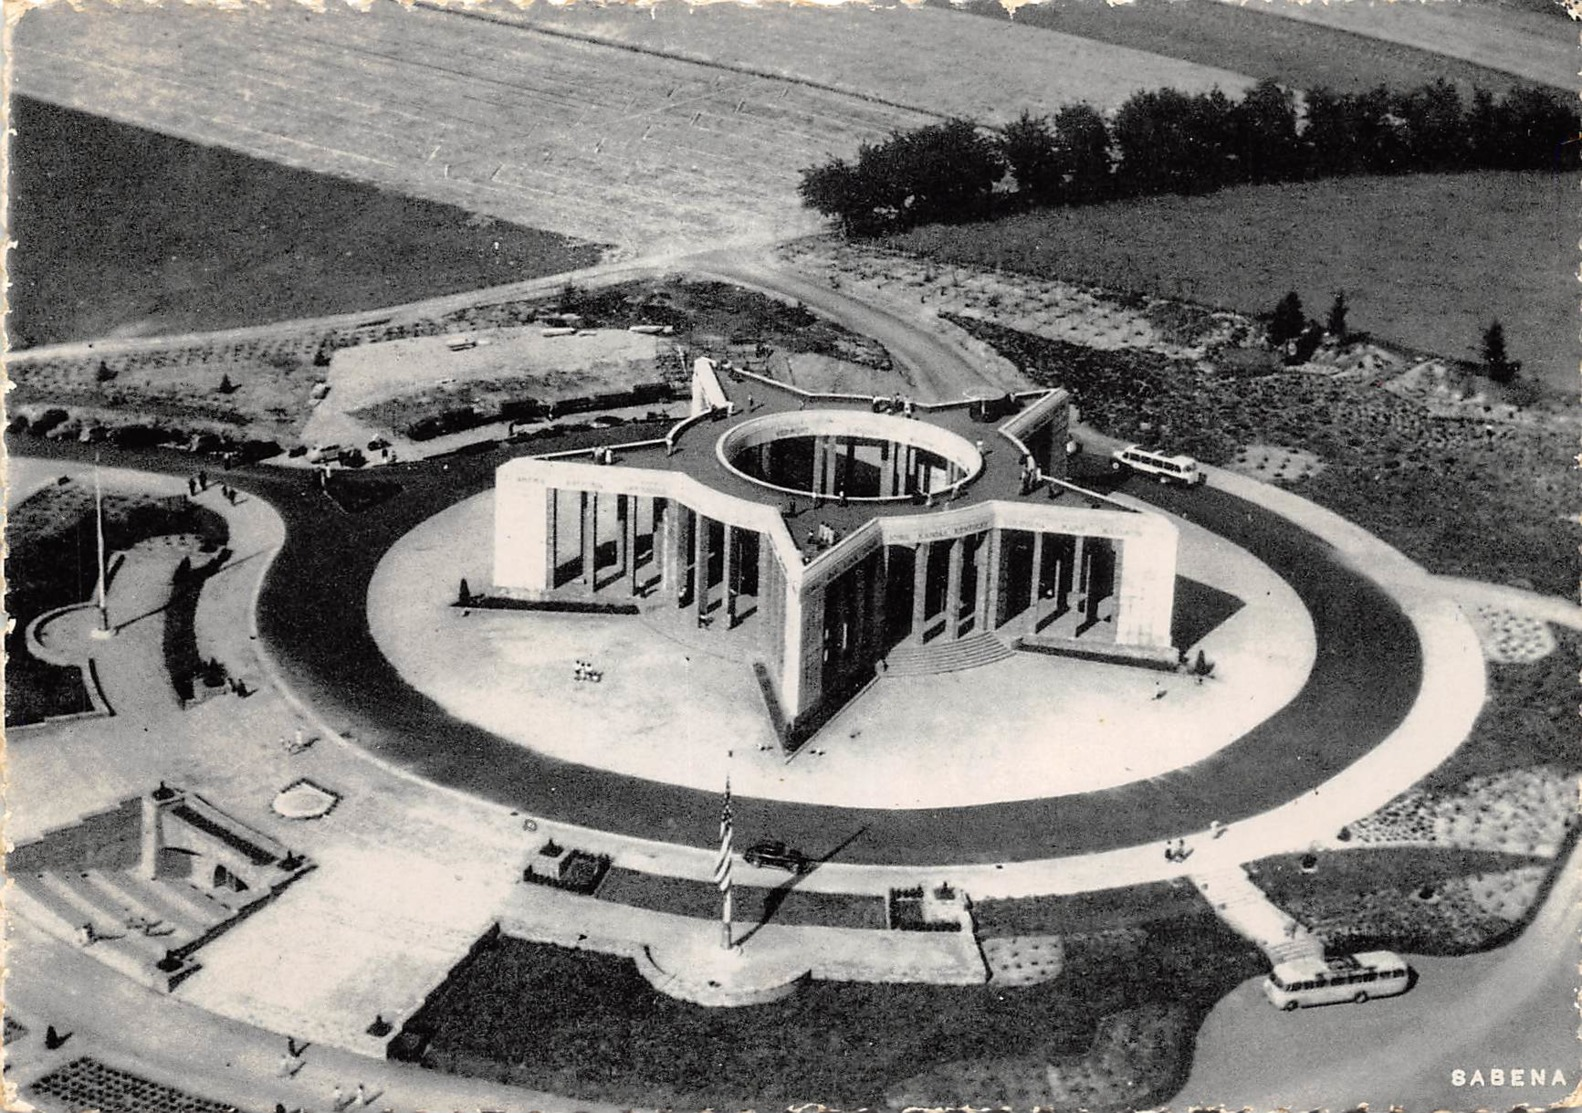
[575,362,1120,541]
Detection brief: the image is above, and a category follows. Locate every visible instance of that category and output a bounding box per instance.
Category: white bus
[1263,951,1411,1010]
[1110,445,1205,486]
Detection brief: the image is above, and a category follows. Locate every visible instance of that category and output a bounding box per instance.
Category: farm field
[6,97,604,350]
[885,171,1575,394]
[499,2,1253,123]
[10,2,934,256]
[1221,0,1573,92]
[962,0,1543,94]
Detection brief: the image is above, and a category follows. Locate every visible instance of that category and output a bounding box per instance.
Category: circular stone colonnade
[247,433,1426,868]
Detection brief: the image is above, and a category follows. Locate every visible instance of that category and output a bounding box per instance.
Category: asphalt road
[1180,831,1582,1110]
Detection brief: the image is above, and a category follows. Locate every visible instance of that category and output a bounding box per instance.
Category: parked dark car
[742,840,813,874]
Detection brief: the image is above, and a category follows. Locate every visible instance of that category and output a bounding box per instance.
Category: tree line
[799,79,1579,235]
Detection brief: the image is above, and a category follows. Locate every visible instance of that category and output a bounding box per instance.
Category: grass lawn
[956,0,1537,95]
[7,97,604,349]
[1421,628,1582,789]
[4,483,228,726]
[596,868,887,930]
[975,879,1209,939]
[886,171,1575,395]
[398,914,1261,1109]
[1249,847,1545,905]
[1248,845,1563,956]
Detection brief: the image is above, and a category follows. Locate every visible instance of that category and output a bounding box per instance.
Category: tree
[1481,320,1519,384]
[458,577,472,605]
[798,118,1003,234]
[218,372,236,394]
[1300,87,1363,177]
[999,110,1059,204]
[1050,103,1113,203]
[1232,79,1301,184]
[1395,79,1465,171]
[1496,86,1580,171]
[1325,292,1349,341]
[797,157,878,235]
[1466,86,1503,169]
[1268,291,1307,348]
[888,118,1005,225]
[1112,89,1202,195]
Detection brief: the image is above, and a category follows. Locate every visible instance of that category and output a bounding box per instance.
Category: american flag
[713,778,734,893]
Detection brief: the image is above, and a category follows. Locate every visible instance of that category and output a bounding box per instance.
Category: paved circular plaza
[368,490,1314,809]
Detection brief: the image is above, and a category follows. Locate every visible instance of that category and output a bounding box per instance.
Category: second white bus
[1263,951,1411,1010]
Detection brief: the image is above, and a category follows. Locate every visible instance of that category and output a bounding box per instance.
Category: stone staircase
[1190,866,1324,967]
[15,868,234,977]
[883,632,1015,677]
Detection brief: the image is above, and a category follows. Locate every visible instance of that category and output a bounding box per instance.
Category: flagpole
[715,774,734,951]
[93,455,110,633]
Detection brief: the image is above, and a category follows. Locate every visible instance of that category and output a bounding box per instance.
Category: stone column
[1027,531,1044,634]
[722,524,738,628]
[139,792,164,881]
[944,537,965,642]
[978,530,1003,633]
[694,513,710,623]
[911,541,929,644]
[972,533,991,633]
[615,495,630,586]
[545,487,560,590]
[666,503,688,606]
[628,497,643,596]
[580,491,596,589]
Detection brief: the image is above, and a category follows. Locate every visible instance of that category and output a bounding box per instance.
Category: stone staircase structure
[1189,866,1325,967]
[882,632,1015,677]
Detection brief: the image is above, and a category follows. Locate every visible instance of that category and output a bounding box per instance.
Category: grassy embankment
[887,171,1574,396]
[940,318,1573,600]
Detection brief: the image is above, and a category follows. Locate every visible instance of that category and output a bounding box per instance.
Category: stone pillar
[1027,531,1044,634]
[546,487,560,589]
[665,503,687,606]
[944,537,965,642]
[979,530,1003,633]
[972,533,990,632]
[780,581,825,717]
[911,542,929,644]
[628,497,642,596]
[694,514,710,623]
[580,491,596,589]
[722,524,738,628]
[615,495,630,586]
[811,436,827,497]
[139,792,164,881]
